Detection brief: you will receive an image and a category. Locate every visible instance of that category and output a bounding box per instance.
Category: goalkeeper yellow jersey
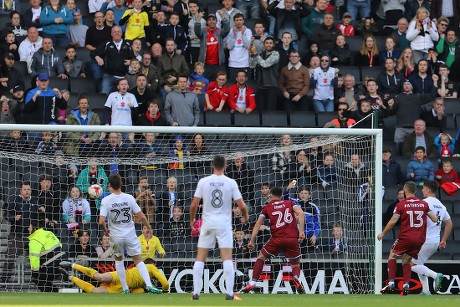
[109,264,169,292]
[121,10,149,40]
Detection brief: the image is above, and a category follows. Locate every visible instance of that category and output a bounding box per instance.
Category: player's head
[270,186,283,199]
[423,180,439,196]
[403,181,417,195]
[212,155,226,171]
[108,173,122,190]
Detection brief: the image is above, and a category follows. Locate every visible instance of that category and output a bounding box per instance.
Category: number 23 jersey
[262,199,300,239]
[194,174,242,230]
[100,193,141,238]
[394,196,431,243]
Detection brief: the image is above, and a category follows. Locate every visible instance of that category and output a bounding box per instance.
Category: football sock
[193,261,204,296]
[387,259,397,281]
[402,263,411,284]
[292,265,301,278]
[73,263,97,279]
[417,273,429,293]
[251,258,264,283]
[136,262,153,288]
[412,264,437,279]
[223,260,235,296]
[115,261,129,291]
[71,276,95,293]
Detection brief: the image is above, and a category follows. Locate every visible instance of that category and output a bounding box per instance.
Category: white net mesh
[0,125,381,294]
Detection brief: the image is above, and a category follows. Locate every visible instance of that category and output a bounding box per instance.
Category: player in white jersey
[190,155,249,301]
[411,180,453,295]
[99,173,161,294]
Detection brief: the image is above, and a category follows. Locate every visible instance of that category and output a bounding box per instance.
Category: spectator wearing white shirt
[225,13,252,83]
[104,78,139,127]
[18,27,42,65]
[216,0,242,30]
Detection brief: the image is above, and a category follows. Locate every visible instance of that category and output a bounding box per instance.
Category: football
[87,184,103,199]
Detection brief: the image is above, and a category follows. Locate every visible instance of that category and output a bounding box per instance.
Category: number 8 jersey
[194,174,242,230]
[100,193,141,238]
[394,196,431,243]
[262,199,300,239]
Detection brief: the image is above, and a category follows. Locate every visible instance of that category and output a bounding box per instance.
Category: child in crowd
[407,146,434,185]
[329,223,346,256]
[317,152,338,188]
[61,185,91,225]
[189,61,209,94]
[96,234,113,259]
[35,131,58,155]
[135,176,155,223]
[63,46,86,78]
[139,132,162,159]
[126,58,141,89]
[0,32,19,60]
[205,71,229,111]
[166,206,188,238]
[57,89,70,124]
[337,12,354,36]
[2,130,28,152]
[434,133,455,158]
[138,225,165,259]
[435,160,459,184]
[169,135,190,169]
[296,186,320,249]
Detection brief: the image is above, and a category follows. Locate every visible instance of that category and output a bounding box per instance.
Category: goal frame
[0,124,383,294]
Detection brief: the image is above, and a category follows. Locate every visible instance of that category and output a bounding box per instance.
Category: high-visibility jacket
[28,228,62,271]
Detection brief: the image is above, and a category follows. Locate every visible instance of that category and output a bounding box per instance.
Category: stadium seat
[82,15,95,27]
[14,61,28,76]
[69,77,97,94]
[445,98,460,114]
[374,36,386,51]
[75,47,92,64]
[337,66,361,83]
[260,111,288,127]
[68,93,79,110]
[316,112,336,127]
[0,15,9,32]
[233,112,261,127]
[80,93,107,110]
[360,66,385,81]
[445,114,456,129]
[289,111,317,127]
[345,36,363,52]
[454,227,460,240]
[198,112,205,126]
[48,77,70,91]
[205,111,232,126]
[384,185,403,201]
[206,3,221,15]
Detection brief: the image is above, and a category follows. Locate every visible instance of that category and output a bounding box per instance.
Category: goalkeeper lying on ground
[59,258,169,293]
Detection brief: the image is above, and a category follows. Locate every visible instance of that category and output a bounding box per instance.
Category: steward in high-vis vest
[28,219,65,292]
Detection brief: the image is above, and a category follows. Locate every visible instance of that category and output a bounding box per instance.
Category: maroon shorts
[261,237,300,259]
[391,239,424,259]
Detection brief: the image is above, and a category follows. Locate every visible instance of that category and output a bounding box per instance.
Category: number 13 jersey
[262,199,300,239]
[394,196,431,243]
[194,174,242,230]
[100,193,141,238]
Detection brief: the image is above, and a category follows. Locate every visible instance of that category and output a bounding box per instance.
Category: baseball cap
[403,80,412,86]
[342,12,352,18]
[12,84,24,92]
[37,73,49,81]
[73,8,81,15]
[5,52,15,60]
[207,13,217,20]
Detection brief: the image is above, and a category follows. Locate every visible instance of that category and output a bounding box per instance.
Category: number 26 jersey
[100,193,141,238]
[262,200,300,239]
[394,196,431,243]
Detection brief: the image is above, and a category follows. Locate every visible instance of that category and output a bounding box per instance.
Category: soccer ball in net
[87,184,103,199]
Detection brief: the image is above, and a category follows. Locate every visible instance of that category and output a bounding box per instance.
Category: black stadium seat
[233,112,260,127]
[260,111,288,127]
[337,66,361,83]
[205,111,232,126]
[289,111,317,127]
[70,77,97,94]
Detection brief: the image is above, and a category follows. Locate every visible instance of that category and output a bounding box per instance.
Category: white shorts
[110,236,141,257]
[412,242,439,264]
[197,228,233,249]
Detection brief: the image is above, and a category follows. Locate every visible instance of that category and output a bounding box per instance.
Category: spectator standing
[23,0,44,30]
[236,0,260,19]
[100,0,128,30]
[93,26,134,95]
[301,0,327,37]
[216,0,242,30]
[278,50,310,112]
[249,37,279,111]
[347,0,371,20]
[104,78,139,128]
[430,0,460,28]
[376,57,403,98]
[61,186,91,225]
[225,13,252,82]
[0,52,24,94]
[62,46,86,78]
[154,12,188,54]
[30,37,66,78]
[136,99,168,126]
[40,0,73,47]
[85,12,112,83]
[164,73,200,126]
[382,148,404,186]
[408,59,433,94]
[119,0,149,42]
[187,1,206,65]
[310,12,339,55]
[311,55,338,113]
[436,29,460,68]
[68,9,87,48]
[406,7,439,63]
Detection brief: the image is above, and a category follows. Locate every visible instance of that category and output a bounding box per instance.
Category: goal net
[0,125,382,294]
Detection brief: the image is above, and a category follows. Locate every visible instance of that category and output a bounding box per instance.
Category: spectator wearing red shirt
[205,71,229,111]
[435,160,459,184]
[227,70,256,114]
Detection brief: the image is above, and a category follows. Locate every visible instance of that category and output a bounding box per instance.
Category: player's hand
[159,251,166,257]
[377,232,384,241]
[15,215,21,221]
[309,235,317,245]
[439,240,447,249]
[299,231,305,241]
[190,219,196,230]
[248,241,255,250]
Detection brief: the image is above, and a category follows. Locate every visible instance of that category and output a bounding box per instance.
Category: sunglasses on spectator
[321,59,329,62]
[440,23,448,26]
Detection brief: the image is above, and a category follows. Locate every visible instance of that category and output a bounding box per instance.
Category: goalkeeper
[59,259,168,294]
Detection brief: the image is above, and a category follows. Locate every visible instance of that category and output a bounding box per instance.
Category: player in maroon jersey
[242,186,305,294]
[377,181,438,296]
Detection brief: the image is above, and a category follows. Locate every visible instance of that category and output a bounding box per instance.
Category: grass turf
[0,293,459,307]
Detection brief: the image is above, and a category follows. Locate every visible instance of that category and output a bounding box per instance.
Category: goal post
[0,124,383,294]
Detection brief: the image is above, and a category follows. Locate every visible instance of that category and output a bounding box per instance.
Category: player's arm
[439,218,453,249]
[133,210,151,229]
[190,196,201,229]
[248,215,265,249]
[293,205,306,241]
[98,215,108,235]
[235,198,249,222]
[377,214,400,240]
[427,211,438,223]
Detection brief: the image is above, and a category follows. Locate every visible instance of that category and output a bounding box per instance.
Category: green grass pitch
[0,293,459,307]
